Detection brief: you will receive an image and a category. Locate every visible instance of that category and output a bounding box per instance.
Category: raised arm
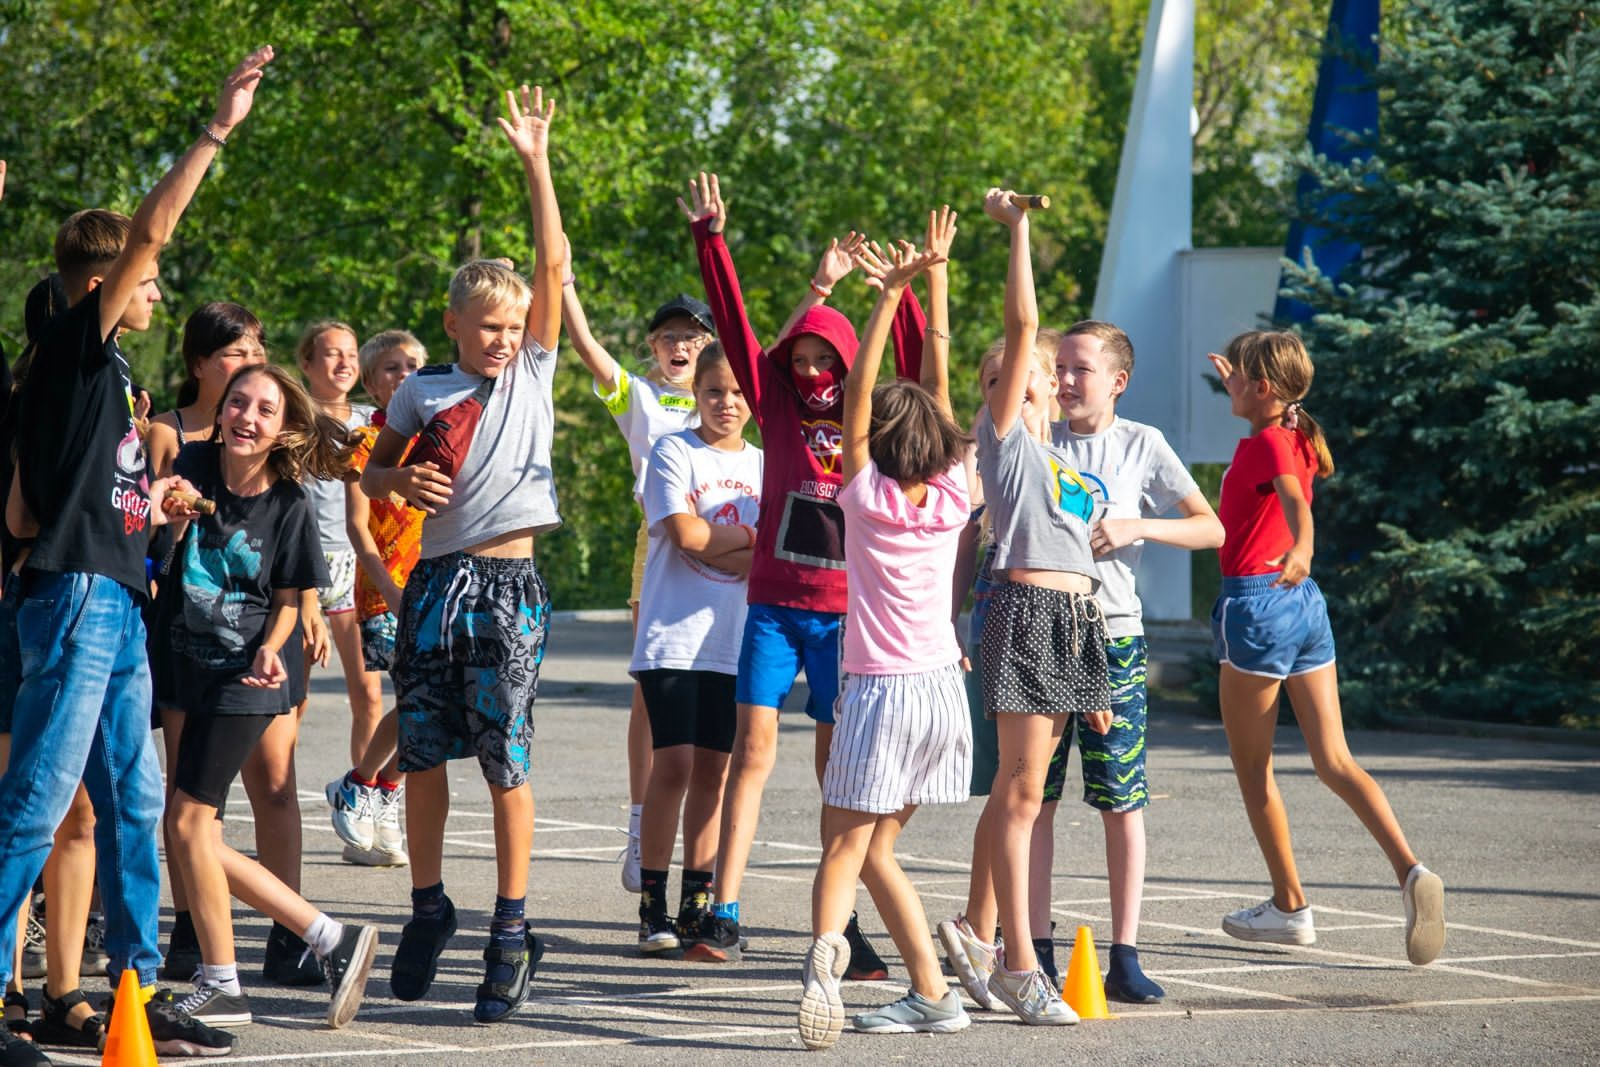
[98,48,274,342]
[857,240,928,383]
[559,237,622,393]
[919,206,957,417]
[773,232,866,343]
[679,172,766,414]
[984,188,1037,439]
[841,240,948,485]
[497,85,565,352]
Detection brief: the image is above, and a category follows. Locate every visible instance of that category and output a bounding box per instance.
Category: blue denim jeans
[0,571,163,986]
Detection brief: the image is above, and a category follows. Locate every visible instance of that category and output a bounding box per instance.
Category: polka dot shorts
[980,582,1111,717]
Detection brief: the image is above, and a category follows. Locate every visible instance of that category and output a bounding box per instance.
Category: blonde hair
[1223,330,1334,477]
[1063,319,1134,376]
[447,259,532,314]
[294,320,358,369]
[979,328,1058,381]
[219,364,354,483]
[358,329,429,393]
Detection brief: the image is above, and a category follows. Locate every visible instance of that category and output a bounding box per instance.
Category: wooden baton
[1006,193,1051,210]
[164,488,217,515]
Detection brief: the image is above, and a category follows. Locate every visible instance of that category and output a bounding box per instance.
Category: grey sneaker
[987,958,1078,1026]
[1403,864,1445,965]
[82,913,109,976]
[1222,899,1316,946]
[325,774,377,852]
[937,915,996,1009]
[173,984,253,1027]
[853,988,971,1034]
[798,932,850,1050]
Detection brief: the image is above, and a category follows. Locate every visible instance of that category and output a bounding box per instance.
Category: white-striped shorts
[822,662,972,815]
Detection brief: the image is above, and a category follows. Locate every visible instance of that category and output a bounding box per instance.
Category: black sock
[640,868,669,923]
[490,896,525,949]
[411,882,446,921]
[170,910,196,947]
[680,869,714,912]
[1032,936,1058,980]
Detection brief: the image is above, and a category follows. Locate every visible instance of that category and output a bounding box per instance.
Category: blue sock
[711,900,740,923]
[411,882,445,922]
[490,895,526,949]
[1106,943,1164,1001]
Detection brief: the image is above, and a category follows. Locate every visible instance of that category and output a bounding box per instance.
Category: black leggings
[173,713,278,809]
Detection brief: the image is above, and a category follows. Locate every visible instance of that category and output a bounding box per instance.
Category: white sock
[628,804,642,836]
[305,913,344,959]
[198,962,241,996]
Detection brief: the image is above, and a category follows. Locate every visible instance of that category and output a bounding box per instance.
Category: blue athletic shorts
[734,603,841,724]
[1211,573,1336,680]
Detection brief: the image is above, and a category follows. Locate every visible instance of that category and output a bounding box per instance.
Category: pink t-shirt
[838,460,969,675]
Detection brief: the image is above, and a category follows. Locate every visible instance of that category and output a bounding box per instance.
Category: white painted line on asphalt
[1154,975,1315,1003]
[1440,950,1600,965]
[1129,992,1600,1019]
[1311,903,1600,950]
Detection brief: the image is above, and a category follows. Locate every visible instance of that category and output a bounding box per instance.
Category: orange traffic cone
[102,967,159,1067]
[1062,925,1111,1020]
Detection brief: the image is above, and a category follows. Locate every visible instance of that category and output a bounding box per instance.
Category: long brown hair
[1223,330,1335,478]
[219,364,354,483]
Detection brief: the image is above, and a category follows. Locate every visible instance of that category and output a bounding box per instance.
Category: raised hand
[855,240,892,291]
[983,186,1026,228]
[0,160,7,204]
[210,46,275,135]
[925,204,958,265]
[676,171,727,235]
[879,239,947,290]
[1207,351,1234,381]
[497,84,555,160]
[814,232,866,291]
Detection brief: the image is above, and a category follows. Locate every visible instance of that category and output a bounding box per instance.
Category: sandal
[471,924,544,1024]
[31,989,106,1051]
[2,991,31,1038]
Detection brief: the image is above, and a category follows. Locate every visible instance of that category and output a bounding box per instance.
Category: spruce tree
[1280,0,1599,725]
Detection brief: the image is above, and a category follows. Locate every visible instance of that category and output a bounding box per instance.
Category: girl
[161,363,378,1029]
[798,217,973,1051]
[561,262,714,894]
[629,342,760,956]
[1207,330,1444,964]
[325,329,430,866]
[295,321,383,768]
[959,189,1107,1026]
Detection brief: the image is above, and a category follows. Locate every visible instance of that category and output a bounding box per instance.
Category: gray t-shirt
[385,339,561,559]
[1052,417,1199,638]
[973,408,1100,589]
[303,403,375,554]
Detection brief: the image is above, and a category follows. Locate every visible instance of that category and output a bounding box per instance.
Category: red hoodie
[692,218,925,613]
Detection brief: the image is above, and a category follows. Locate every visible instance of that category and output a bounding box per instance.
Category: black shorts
[173,713,276,809]
[637,669,737,753]
[980,582,1110,717]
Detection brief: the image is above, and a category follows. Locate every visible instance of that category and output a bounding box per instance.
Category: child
[0,47,278,1066]
[798,218,976,1052]
[324,329,430,867]
[1207,330,1444,964]
[677,172,922,972]
[630,343,760,955]
[296,321,383,766]
[562,268,715,893]
[161,363,378,1030]
[361,84,565,1024]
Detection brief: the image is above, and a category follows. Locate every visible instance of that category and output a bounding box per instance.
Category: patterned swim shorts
[318,549,358,615]
[393,552,550,788]
[1042,636,1150,811]
[360,611,398,674]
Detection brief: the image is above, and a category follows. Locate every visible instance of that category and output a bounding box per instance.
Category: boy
[1047,320,1224,1000]
[360,85,565,1024]
[0,48,276,1067]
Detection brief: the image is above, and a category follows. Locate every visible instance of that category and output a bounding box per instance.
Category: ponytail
[1224,330,1335,478]
[1286,404,1335,478]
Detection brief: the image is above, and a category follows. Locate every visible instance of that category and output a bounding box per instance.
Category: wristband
[562,274,576,288]
[809,279,832,299]
[739,523,757,548]
[200,123,228,148]
[927,327,951,340]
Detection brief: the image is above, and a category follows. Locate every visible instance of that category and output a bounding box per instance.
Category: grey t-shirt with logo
[973,407,1100,590]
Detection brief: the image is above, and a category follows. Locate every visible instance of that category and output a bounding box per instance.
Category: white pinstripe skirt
[822,661,972,815]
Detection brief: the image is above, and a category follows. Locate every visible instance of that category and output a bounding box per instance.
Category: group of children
[0,44,1448,1067]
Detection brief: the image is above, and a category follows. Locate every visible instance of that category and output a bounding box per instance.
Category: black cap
[648,294,715,335]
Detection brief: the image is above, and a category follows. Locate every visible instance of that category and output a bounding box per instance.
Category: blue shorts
[1211,573,1336,680]
[734,603,841,725]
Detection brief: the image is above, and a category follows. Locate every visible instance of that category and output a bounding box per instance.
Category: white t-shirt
[1051,416,1199,638]
[630,430,762,675]
[304,403,375,553]
[386,340,561,559]
[595,367,699,498]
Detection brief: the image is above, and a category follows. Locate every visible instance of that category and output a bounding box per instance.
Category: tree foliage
[1,0,1317,608]
[1281,0,1600,724]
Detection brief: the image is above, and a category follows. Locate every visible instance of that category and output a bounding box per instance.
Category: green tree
[1281,0,1600,724]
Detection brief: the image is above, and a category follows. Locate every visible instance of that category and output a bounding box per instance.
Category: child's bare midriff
[1003,566,1093,595]
[464,528,537,558]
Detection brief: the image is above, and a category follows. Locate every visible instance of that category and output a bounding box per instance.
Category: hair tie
[1284,403,1301,430]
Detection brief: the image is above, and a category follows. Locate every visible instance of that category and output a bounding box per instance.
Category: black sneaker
[0,1028,50,1067]
[162,913,202,982]
[324,924,378,1029]
[145,995,237,1057]
[391,896,457,1002]
[263,922,324,987]
[843,911,888,981]
[675,892,711,945]
[171,985,252,1028]
[682,913,741,963]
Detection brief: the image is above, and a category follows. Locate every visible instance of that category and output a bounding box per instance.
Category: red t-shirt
[1217,425,1317,577]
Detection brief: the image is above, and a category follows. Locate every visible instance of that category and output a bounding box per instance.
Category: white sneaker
[798,932,850,1050]
[325,774,377,852]
[937,915,997,1009]
[369,784,409,866]
[619,827,642,893]
[1403,864,1445,965]
[1222,899,1317,945]
[986,951,1077,1026]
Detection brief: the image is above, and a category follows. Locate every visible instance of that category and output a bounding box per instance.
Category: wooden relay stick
[165,488,216,515]
[1006,193,1051,210]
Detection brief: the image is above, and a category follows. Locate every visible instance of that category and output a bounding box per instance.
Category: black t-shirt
[169,442,327,714]
[15,289,151,594]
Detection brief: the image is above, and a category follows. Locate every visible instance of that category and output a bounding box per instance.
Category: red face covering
[793,367,843,413]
